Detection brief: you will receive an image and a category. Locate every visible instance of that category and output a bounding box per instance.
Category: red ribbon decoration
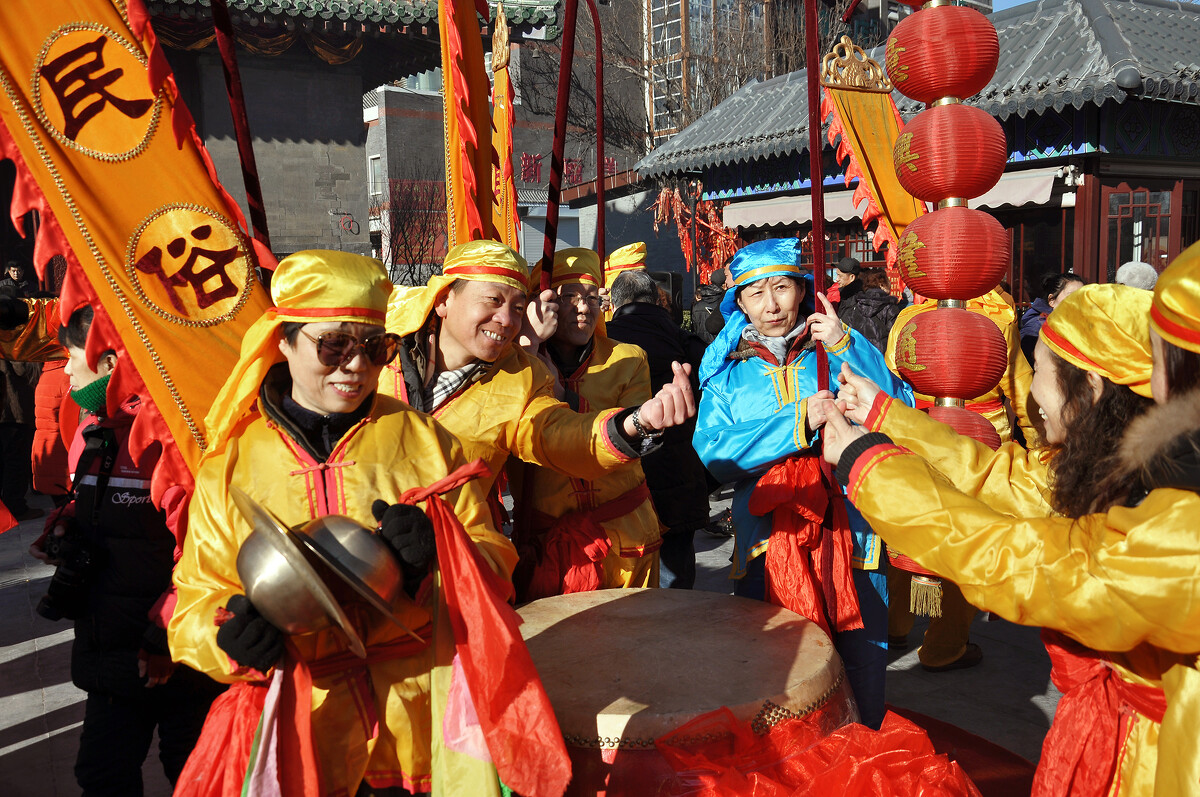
[402,459,572,797]
[750,457,863,637]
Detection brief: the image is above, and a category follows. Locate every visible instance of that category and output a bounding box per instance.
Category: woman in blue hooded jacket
[693,238,913,729]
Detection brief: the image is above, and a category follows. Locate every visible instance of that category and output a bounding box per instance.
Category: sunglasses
[298,328,401,367]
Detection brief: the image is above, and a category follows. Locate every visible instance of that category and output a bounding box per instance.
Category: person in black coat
[30,307,223,796]
[607,270,708,588]
[690,268,729,344]
[836,268,902,355]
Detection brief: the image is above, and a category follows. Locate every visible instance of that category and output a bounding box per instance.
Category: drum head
[519,589,845,744]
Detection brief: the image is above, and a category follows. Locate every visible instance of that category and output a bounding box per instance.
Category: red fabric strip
[1033,631,1166,797]
[864,393,892,432]
[426,480,572,796]
[275,306,387,321]
[752,457,863,636]
[443,263,530,289]
[1151,304,1200,348]
[517,481,652,600]
[847,444,907,503]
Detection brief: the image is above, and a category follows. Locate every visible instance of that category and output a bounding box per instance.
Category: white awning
[722,190,868,229]
[972,167,1059,210]
[722,167,1063,229]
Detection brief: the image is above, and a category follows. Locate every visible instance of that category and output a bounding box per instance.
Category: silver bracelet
[630,408,664,439]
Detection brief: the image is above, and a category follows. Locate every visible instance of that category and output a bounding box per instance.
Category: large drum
[519,589,857,795]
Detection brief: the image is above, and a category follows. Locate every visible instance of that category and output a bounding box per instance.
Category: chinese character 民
[135,224,238,314]
[40,34,154,142]
[563,158,583,186]
[520,152,543,184]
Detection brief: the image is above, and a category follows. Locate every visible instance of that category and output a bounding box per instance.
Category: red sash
[1034,630,1166,797]
[750,457,863,636]
[517,481,651,601]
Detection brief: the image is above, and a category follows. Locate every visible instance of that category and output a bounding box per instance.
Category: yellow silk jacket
[520,335,662,557]
[855,396,1200,796]
[170,391,517,797]
[379,334,636,499]
[886,290,1040,446]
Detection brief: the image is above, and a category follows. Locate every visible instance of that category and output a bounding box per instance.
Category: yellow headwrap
[604,242,647,287]
[1151,240,1200,354]
[385,240,529,338]
[532,247,603,290]
[204,250,393,453]
[531,248,606,336]
[1041,283,1154,398]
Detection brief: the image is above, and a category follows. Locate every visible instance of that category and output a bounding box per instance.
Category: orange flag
[441,0,495,246]
[490,7,520,251]
[0,0,273,501]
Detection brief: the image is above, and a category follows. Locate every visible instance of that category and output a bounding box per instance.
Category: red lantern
[894,104,1006,202]
[894,308,1007,398]
[926,405,1002,450]
[887,7,999,105]
[896,207,1010,301]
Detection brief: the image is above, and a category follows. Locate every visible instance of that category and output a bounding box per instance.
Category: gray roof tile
[149,0,560,30]
[638,0,1200,178]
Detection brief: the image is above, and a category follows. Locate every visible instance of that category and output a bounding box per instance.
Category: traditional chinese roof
[637,0,1200,178]
[146,0,561,32]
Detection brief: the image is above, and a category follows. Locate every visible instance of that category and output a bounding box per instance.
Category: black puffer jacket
[57,399,178,698]
[607,302,709,532]
[837,287,902,355]
[690,284,726,344]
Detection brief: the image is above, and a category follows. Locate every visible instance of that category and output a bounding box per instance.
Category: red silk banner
[0,0,273,502]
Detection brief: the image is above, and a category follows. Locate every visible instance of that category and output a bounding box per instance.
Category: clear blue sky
[991,0,1025,11]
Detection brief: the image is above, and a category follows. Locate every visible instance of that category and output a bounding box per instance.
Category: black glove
[215,594,284,673]
[372,500,436,570]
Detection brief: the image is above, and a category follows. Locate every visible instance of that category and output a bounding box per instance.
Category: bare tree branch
[371,156,448,286]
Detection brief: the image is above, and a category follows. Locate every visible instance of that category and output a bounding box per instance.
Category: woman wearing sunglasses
[815,261,1200,794]
[169,251,517,796]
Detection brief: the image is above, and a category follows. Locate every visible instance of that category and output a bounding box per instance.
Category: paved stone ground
[0,487,1059,795]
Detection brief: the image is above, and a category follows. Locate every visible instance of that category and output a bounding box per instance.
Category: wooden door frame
[1097,178,1182,281]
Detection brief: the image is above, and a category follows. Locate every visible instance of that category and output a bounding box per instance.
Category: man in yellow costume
[883,285,1040,672]
[379,240,696,524]
[514,248,663,598]
[169,251,518,796]
[602,242,647,321]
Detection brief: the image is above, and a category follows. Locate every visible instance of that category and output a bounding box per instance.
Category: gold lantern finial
[821,36,893,92]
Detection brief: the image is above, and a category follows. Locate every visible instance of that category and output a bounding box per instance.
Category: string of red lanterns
[885,0,1013,609]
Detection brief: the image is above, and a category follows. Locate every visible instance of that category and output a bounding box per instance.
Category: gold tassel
[910,574,943,618]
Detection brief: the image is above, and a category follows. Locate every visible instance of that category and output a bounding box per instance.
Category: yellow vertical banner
[440,0,495,246]
[490,8,520,250]
[0,0,272,497]
[819,37,926,295]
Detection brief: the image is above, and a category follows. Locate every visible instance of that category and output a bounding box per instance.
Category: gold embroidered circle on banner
[30,22,164,162]
[126,203,256,326]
